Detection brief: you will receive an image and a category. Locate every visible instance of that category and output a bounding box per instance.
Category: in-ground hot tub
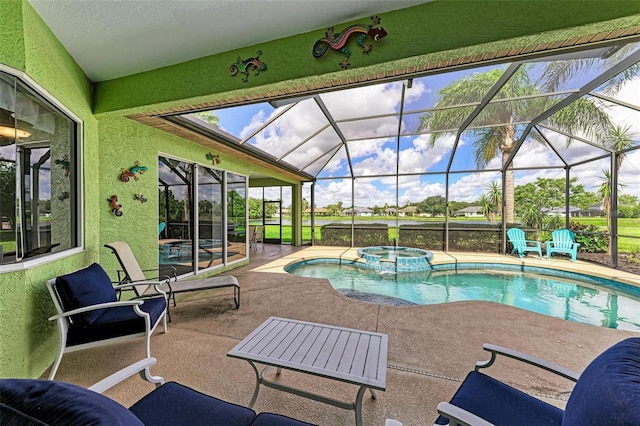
[357,246,433,272]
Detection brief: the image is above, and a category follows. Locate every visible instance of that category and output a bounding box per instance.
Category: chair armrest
[523,240,540,245]
[114,282,168,298]
[436,402,494,426]
[157,265,177,280]
[476,343,580,382]
[88,357,164,394]
[141,267,177,281]
[48,300,143,321]
[114,280,166,289]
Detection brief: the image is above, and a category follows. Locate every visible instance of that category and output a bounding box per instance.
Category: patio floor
[47,245,640,425]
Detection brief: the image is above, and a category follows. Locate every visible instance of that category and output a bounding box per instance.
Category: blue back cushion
[130,381,256,425]
[56,263,117,327]
[563,338,640,425]
[0,379,143,425]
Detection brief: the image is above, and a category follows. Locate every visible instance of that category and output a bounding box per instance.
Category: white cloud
[398,134,454,173]
[449,172,499,202]
[398,179,445,206]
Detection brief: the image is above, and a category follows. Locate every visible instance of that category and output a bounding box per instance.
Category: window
[0,71,79,264]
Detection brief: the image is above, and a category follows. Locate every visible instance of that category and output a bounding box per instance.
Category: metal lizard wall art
[312,16,387,69]
[229,50,267,82]
[119,161,149,182]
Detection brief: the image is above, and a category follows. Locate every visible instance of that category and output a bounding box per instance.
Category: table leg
[355,386,368,426]
[247,361,261,409]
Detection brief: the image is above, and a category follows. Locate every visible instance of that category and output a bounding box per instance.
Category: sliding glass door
[159,156,247,276]
[198,167,224,269]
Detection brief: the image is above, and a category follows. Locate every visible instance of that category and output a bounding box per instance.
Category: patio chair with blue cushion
[436,337,640,426]
[546,229,580,262]
[506,228,542,259]
[46,263,167,379]
[1,357,314,425]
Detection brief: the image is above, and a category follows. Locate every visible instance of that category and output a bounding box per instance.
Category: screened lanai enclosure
[167,40,640,269]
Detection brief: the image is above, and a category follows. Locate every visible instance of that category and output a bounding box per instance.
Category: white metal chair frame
[46,277,167,380]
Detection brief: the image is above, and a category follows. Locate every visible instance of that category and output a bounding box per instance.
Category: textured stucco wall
[93,1,640,115]
[0,0,26,71]
[0,1,97,378]
[96,114,284,278]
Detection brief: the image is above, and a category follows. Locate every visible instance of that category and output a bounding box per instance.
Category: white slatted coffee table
[227,316,388,426]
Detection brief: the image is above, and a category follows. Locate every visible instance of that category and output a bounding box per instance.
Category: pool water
[286,261,640,331]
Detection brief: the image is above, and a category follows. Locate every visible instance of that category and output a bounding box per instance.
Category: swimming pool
[285,259,640,331]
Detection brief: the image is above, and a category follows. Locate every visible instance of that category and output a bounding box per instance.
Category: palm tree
[194,111,220,127]
[605,124,634,171]
[522,206,545,240]
[597,167,629,253]
[486,181,502,217]
[595,125,634,254]
[597,170,613,253]
[420,66,614,224]
[479,194,496,224]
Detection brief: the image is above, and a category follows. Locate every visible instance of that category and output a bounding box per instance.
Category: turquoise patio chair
[506,228,542,259]
[546,229,580,261]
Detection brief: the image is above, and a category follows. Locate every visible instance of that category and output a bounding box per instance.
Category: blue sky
[194,45,640,208]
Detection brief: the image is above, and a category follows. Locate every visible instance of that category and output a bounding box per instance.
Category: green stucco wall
[1,0,640,379]
[93,1,640,115]
[0,0,98,378]
[96,114,289,277]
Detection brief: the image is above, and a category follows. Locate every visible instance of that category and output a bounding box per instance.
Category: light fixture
[0,109,31,146]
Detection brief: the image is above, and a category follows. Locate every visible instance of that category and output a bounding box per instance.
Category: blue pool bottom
[285,258,640,331]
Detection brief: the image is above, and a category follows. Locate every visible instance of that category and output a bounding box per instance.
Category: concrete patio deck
[46,245,640,425]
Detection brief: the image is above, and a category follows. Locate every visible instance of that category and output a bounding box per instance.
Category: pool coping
[252,246,640,289]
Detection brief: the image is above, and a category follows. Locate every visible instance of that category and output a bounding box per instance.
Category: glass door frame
[262,200,281,244]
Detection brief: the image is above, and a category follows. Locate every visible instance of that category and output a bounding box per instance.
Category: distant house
[580,203,605,217]
[344,206,373,217]
[304,207,327,216]
[543,204,604,217]
[314,207,328,216]
[399,206,418,217]
[384,208,397,216]
[275,208,290,217]
[456,206,484,217]
[542,206,581,217]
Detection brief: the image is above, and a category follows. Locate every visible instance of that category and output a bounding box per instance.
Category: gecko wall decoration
[107,195,123,216]
[119,161,149,182]
[134,193,148,203]
[206,152,220,165]
[312,16,387,69]
[229,50,266,82]
[54,155,71,177]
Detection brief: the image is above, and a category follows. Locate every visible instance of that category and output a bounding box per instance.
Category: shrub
[569,221,609,253]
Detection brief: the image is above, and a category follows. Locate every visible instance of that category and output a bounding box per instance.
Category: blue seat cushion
[251,412,316,425]
[435,371,563,425]
[0,379,143,425]
[56,263,117,327]
[563,337,640,425]
[129,381,257,426]
[66,296,166,347]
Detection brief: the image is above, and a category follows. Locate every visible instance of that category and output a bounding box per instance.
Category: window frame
[0,64,83,272]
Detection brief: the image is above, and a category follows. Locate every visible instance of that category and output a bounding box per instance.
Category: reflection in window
[0,71,78,264]
[158,156,247,276]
